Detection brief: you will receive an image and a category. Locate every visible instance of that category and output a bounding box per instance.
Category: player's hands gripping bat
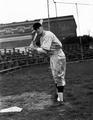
[29,19,43,52]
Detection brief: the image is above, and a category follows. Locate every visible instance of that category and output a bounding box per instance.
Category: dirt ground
[0,60,93,120]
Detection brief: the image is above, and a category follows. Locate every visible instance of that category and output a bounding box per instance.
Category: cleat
[58,101,64,105]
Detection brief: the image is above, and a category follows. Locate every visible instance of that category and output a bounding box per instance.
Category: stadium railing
[0,43,93,73]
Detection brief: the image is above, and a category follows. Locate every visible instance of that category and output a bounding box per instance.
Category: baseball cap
[33,22,42,30]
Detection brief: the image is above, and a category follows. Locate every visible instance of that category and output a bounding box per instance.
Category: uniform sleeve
[41,36,52,51]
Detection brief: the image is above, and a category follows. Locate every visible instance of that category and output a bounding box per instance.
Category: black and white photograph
[0,0,93,120]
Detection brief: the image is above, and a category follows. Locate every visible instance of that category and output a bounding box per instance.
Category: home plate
[0,106,23,113]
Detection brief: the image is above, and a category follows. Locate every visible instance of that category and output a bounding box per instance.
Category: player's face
[36,26,43,35]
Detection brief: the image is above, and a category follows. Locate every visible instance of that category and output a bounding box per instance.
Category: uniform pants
[50,54,66,86]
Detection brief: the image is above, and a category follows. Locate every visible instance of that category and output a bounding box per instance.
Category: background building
[0,15,77,49]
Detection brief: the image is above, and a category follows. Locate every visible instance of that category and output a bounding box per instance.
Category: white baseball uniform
[40,30,66,86]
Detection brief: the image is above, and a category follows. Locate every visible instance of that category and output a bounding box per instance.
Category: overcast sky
[0,0,93,36]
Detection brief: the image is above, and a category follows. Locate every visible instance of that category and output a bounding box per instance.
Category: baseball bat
[29,19,43,48]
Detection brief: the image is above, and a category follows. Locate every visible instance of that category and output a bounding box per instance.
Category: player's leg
[50,56,58,101]
[50,56,66,102]
[55,57,66,102]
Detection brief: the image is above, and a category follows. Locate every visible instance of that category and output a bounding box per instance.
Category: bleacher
[0,48,49,73]
[0,43,93,73]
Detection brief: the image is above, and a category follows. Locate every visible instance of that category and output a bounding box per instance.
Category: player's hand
[29,47,38,54]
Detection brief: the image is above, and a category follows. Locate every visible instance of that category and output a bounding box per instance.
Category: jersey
[40,30,65,58]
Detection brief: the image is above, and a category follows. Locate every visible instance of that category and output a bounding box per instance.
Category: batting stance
[30,22,66,103]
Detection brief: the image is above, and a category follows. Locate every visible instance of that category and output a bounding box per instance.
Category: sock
[56,85,64,102]
[57,92,63,101]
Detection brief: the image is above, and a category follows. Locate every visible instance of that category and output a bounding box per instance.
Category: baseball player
[30,22,66,104]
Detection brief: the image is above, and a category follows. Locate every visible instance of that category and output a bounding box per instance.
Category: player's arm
[34,47,47,54]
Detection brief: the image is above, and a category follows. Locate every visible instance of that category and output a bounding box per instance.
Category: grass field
[0,60,93,120]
